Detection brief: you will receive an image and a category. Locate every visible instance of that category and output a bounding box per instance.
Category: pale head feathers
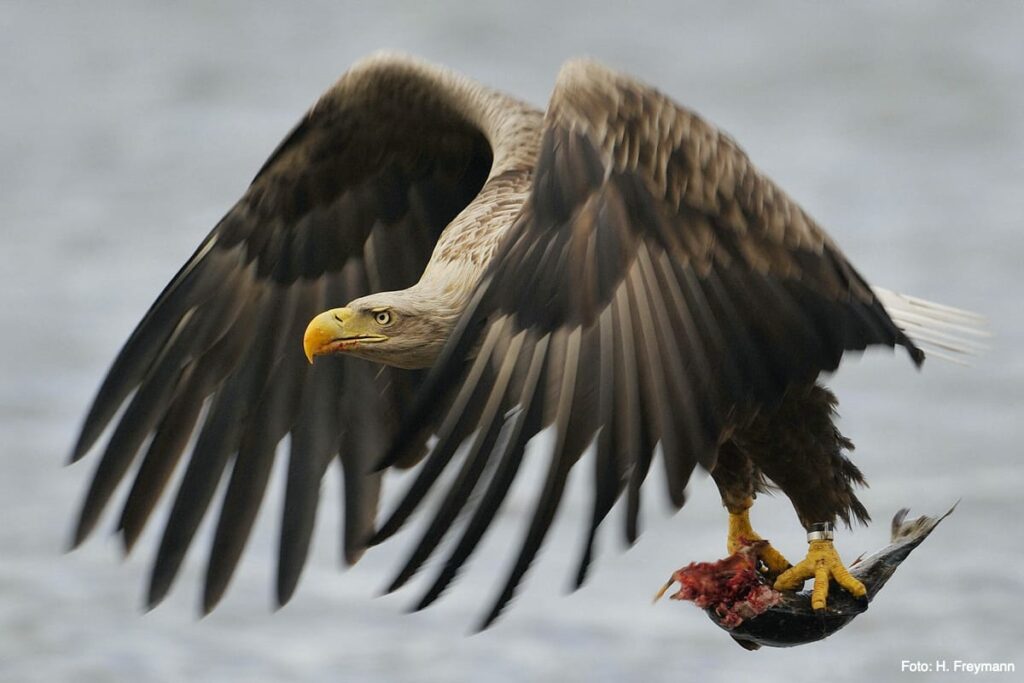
[343,264,480,369]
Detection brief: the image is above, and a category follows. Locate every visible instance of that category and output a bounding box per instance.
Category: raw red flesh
[665,542,783,628]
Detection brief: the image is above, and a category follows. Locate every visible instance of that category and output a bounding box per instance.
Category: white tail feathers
[872,287,990,366]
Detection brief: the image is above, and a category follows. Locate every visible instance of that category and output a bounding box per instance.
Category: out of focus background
[2,1,1021,681]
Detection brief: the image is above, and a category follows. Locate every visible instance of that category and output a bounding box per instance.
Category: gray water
[2,2,1022,681]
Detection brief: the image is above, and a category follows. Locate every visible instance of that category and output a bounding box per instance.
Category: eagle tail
[872,287,990,365]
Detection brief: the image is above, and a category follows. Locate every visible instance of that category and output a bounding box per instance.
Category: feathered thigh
[711,382,870,529]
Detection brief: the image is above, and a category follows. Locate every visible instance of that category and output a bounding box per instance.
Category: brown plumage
[69,53,983,628]
[715,383,869,528]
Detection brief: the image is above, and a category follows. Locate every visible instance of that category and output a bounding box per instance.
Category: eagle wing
[70,55,497,611]
[374,59,922,629]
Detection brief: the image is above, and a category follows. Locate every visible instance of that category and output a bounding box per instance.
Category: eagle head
[303,290,457,370]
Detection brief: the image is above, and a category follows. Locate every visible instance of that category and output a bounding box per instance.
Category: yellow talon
[774,539,866,610]
[726,506,791,576]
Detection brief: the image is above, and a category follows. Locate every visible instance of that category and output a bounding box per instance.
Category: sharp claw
[774,538,863,610]
[830,561,867,598]
[837,574,867,599]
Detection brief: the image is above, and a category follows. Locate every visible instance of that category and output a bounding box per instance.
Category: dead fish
[659,505,957,650]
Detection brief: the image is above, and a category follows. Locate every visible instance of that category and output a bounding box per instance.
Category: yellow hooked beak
[302,308,388,363]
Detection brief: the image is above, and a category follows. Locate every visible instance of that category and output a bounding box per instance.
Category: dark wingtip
[120,530,136,556]
[908,342,926,368]
[146,573,171,611]
[67,526,87,553]
[366,519,399,548]
[276,570,299,609]
[624,519,639,548]
[119,517,143,556]
[68,512,95,552]
[384,566,415,596]
[572,561,590,592]
[899,330,926,368]
[475,604,504,633]
[572,536,596,591]
[201,570,229,616]
[375,581,400,599]
[413,583,444,612]
[72,492,108,553]
[200,589,220,617]
[67,444,88,466]
[911,348,926,368]
[342,545,366,567]
[276,541,308,608]
[68,420,101,465]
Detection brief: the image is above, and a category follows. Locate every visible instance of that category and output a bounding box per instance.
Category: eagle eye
[374,310,393,326]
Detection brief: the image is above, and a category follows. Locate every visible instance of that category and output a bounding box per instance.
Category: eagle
[69,53,983,629]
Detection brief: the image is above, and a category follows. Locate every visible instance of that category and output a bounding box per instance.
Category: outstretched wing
[70,54,496,611]
[373,59,922,629]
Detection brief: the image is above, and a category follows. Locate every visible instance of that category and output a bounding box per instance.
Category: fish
[659,505,957,650]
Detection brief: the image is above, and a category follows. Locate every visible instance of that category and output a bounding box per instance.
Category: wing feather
[480,326,581,629]
[572,308,617,587]
[370,317,509,546]
[378,58,923,628]
[70,54,508,610]
[414,333,551,611]
[385,330,527,594]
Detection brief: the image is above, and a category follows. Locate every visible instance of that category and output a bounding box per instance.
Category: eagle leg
[773,523,866,610]
[726,498,791,576]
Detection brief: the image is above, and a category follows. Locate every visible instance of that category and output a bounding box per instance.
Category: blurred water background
[2,1,1022,681]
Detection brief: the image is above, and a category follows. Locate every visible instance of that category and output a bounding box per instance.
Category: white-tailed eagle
[70,53,984,629]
